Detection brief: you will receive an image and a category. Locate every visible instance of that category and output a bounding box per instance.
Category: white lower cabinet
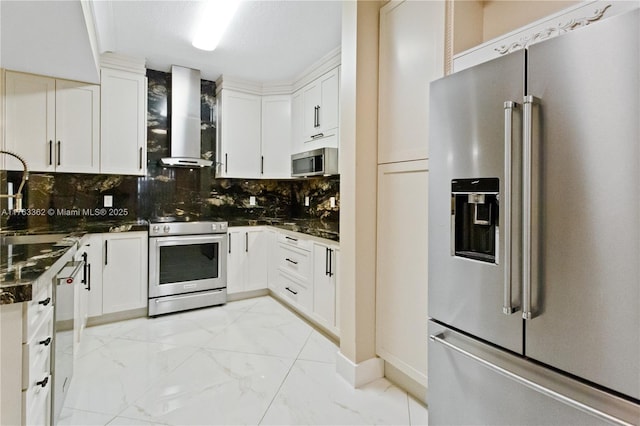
[101,232,148,314]
[79,232,148,320]
[269,230,340,337]
[312,243,339,334]
[227,227,268,295]
[376,160,429,386]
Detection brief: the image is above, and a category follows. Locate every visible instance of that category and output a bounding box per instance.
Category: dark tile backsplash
[1,69,339,230]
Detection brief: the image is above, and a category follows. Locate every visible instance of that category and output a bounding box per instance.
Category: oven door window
[159,242,219,284]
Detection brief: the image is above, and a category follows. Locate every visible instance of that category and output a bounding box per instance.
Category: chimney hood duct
[160,65,213,168]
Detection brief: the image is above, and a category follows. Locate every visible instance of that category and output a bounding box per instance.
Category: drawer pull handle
[36,377,49,388]
[285,236,298,242]
[285,258,298,265]
[38,297,51,306]
[311,132,324,139]
[39,337,52,346]
[285,287,298,295]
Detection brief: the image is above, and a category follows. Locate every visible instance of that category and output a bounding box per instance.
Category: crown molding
[100,52,146,74]
[217,45,341,96]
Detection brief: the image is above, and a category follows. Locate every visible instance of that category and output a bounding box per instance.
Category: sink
[0,233,70,245]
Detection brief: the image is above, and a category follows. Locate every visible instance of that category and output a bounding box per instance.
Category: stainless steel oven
[148,221,228,316]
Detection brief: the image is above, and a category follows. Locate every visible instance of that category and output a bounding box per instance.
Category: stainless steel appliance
[52,259,84,425]
[148,220,228,316]
[159,65,213,168]
[291,147,338,177]
[428,9,639,425]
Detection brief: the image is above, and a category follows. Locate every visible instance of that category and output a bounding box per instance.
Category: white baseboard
[336,351,385,388]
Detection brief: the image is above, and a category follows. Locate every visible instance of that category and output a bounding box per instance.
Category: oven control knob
[152,225,160,233]
[163,225,170,234]
[211,223,217,231]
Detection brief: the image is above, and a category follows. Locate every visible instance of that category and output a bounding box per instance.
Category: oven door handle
[152,235,226,247]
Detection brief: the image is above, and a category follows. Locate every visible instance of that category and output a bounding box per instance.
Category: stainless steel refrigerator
[428,8,639,425]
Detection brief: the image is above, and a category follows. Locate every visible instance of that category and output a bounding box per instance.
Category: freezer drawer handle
[522,96,541,321]
[429,333,634,426]
[503,101,519,315]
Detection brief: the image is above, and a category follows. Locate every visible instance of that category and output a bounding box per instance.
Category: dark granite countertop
[0,236,80,305]
[227,218,339,242]
[0,220,148,305]
[0,219,149,236]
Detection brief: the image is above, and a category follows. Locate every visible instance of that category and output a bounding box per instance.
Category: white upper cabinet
[4,71,99,173]
[261,95,292,178]
[55,79,100,173]
[378,0,445,163]
[218,89,262,178]
[100,68,147,176]
[293,66,340,154]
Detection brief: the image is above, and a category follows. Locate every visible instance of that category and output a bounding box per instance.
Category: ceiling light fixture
[191,0,241,51]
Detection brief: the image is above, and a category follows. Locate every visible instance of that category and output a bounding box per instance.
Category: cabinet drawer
[277,243,311,281]
[279,271,312,312]
[22,309,53,390]
[277,233,311,251]
[22,373,51,426]
[23,284,53,344]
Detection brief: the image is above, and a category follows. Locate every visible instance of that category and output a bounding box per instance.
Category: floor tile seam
[294,356,337,366]
[107,412,172,426]
[96,344,202,421]
[197,345,300,362]
[107,349,206,425]
[59,406,119,426]
[257,329,314,425]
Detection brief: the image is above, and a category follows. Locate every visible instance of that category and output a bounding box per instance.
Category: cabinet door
[55,79,100,173]
[227,230,245,295]
[102,232,148,314]
[291,91,304,154]
[302,81,321,141]
[378,0,444,163]
[266,230,279,291]
[313,243,338,332]
[317,67,339,134]
[300,67,340,150]
[83,234,104,318]
[261,95,292,178]
[4,71,55,172]
[245,229,267,291]
[219,90,261,178]
[100,68,147,175]
[376,160,429,386]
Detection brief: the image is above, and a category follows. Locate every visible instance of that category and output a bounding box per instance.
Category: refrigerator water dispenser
[451,178,499,263]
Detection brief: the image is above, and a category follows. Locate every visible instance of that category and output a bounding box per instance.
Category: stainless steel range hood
[160,65,213,168]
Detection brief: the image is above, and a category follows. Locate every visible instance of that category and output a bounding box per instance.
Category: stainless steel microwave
[291,147,339,177]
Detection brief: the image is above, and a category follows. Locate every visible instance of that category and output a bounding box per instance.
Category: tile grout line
[256,328,314,425]
[103,303,259,425]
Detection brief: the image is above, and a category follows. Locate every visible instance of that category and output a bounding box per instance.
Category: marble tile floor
[59,296,429,426]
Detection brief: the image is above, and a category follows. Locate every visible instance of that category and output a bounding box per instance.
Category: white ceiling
[0,1,100,83]
[92,0,342,82]
[0,0,342,84]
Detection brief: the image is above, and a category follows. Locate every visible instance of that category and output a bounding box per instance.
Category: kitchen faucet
[0,150,29,211]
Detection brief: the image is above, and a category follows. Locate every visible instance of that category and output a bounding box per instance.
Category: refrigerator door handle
[429,333,635,426]
[503,101,520,315]
[522,95,541,320]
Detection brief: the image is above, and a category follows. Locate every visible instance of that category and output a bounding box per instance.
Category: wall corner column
[337,0,383,388]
